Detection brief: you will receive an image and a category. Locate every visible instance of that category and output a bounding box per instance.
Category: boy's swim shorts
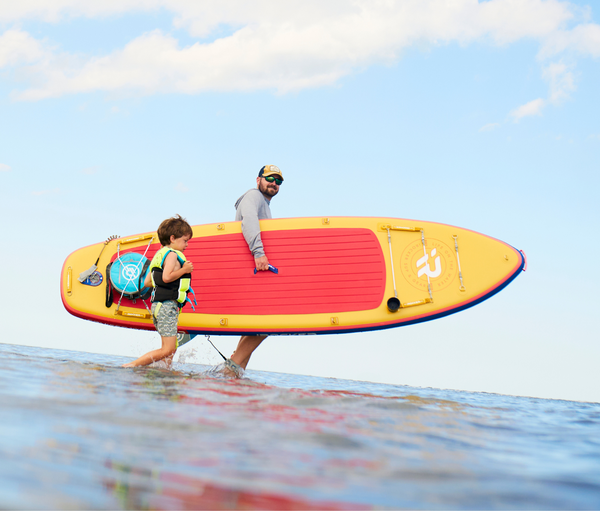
[151,300,179,337]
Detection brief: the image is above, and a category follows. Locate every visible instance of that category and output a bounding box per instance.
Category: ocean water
[1,343,599,510]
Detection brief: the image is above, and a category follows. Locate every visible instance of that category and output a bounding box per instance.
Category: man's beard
[260,181,279,197]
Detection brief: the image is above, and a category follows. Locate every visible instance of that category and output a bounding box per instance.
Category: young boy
[122,215,194,368]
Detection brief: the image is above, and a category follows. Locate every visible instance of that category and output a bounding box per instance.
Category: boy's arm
[162,252,194,283]
[143,271,152,288]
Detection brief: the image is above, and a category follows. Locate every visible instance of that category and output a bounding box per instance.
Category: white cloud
[539,22,600,59]
[1,0,598,100]
[81,166,99,175]
[0,29,48,68]
[0,0,574,42]
[543,61,576,104]
[0,0,160,23]
[0,163,12,171]
[510,98,546,122]
[479,123,500,132]
[508,60,576,122]
[175,182,189,192]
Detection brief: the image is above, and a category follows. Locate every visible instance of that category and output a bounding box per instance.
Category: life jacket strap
[189,286,197,305]
[178,287,197,311]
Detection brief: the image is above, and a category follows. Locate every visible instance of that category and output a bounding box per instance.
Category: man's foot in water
[222,358,243,378]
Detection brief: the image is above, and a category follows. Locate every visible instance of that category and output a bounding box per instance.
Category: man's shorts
[151,300,179,337]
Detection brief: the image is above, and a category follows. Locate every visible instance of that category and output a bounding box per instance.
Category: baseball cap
[258,165,284,181]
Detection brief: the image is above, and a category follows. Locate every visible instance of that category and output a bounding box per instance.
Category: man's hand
[254,255,270,271]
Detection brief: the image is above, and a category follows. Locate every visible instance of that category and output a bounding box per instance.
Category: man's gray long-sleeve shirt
[234,188,272,258]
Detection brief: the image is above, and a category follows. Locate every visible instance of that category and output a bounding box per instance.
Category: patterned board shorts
[151,300,179,338]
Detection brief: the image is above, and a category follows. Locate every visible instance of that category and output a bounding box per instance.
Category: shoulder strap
[160,249,186,268]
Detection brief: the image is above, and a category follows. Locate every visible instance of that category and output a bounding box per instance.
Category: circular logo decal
[122,264,140,281]
[400,238,456,292]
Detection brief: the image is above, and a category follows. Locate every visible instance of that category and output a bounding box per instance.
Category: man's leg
[230,335,267,370]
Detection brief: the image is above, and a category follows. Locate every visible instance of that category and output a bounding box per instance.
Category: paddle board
[60,217,525,336]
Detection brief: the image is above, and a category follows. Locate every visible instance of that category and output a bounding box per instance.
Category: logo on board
[121,264,140,281]
[400,238,456,292]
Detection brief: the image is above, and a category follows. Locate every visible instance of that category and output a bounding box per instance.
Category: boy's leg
[122,301,179,368]
[122,336,177,367]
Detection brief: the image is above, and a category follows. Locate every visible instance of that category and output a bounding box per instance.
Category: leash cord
[205,335,227,361]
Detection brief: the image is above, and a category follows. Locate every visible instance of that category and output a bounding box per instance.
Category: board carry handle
[379,224,422,232]
[254,265,279,275]
[400,298,433,308]
[118,234,154,245]
[115,310,152,320]
[66,267,73,296]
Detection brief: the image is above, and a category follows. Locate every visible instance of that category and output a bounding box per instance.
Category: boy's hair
[157,215,193,246]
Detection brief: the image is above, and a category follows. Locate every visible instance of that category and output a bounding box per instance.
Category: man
[228,165,284,374]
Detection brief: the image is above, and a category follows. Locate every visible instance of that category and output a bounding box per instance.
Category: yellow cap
[259,165,283,180]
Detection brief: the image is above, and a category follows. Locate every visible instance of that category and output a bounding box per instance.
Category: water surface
[1,343,599,510]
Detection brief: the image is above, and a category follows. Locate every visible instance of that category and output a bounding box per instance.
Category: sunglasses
[263,176,283,185]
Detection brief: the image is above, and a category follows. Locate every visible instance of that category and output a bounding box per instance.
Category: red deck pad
[115,228,386,315]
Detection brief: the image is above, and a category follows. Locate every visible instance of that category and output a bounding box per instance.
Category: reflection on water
[1,343,599,510]
[104,461,369,511]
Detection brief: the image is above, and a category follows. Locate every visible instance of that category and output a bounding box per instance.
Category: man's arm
[238,192,271,270]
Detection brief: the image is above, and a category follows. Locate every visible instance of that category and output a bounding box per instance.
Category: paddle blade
[78,264,98,283]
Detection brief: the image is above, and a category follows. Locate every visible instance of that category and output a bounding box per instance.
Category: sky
[1,0,599,403]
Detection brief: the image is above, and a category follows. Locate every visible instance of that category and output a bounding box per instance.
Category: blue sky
[1,0,599,402]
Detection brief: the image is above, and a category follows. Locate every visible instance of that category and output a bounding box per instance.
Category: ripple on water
[0,343,599,510]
